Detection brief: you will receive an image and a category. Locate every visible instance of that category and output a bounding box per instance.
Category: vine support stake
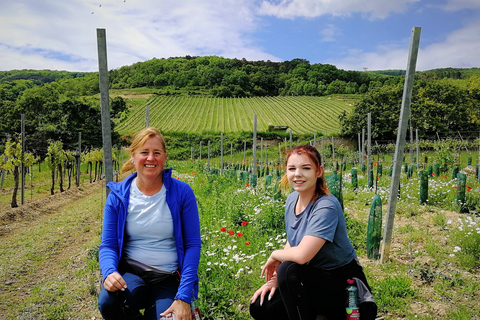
[381,26,421,264]
[97,28,114,195]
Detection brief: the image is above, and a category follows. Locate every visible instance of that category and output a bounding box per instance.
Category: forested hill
[0,70,91,85]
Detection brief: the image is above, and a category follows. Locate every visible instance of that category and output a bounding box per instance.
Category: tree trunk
[51,167,55,195]
[11,166,19,208]
[58,163,64,193]
[89,161,93,183]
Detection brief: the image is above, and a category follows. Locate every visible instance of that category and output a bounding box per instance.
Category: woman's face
[132,136,167,180]
[286,153,322,194]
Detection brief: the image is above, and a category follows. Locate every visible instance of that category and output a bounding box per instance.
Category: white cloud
[0,0,279,71]
[439,0,480,11]
[258,0,420,19]
[320,24,341,42]
[329,18,480,71]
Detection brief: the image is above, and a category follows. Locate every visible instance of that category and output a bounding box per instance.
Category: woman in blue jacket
[98,127,201,320]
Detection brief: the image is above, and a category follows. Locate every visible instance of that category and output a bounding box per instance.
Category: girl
[250,145,375,320]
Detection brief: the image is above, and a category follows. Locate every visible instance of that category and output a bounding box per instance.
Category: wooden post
[76,132,81,187]
[252,115,257,173]
[381,27,421,264]
[289,131,292,149]
[331,136,335,160]
[243,141,246,167]
[145,106,149,128]
[230,143,233,166]
[199,141,202,161]
[220,133,224,175]
[362,128,365,166]
[410,125,414,163]
[260,138,263,175]
[458,131,469,152]
[478,130,480,183]
[416,128,420,170]
[367,113,372,186]
[358,133,362,166]
[207,141,211,170]
[21,114,25,205]
[97,28,113,194]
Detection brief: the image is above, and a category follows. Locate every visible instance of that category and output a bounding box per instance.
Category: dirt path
[0,179,108,319]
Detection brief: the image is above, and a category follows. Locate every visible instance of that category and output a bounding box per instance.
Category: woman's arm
[175,185,201,303]
[262,236,326,281]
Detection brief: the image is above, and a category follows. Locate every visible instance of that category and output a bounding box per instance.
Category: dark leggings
[250,259,370,320]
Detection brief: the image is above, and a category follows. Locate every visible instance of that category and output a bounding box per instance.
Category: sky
[1,0,479,72]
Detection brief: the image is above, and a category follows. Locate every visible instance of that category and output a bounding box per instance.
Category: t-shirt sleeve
[305,198,338,242]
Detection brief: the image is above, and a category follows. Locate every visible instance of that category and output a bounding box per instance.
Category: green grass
[115,95,357,135]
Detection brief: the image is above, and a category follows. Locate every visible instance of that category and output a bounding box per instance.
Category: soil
[0,179,106,319]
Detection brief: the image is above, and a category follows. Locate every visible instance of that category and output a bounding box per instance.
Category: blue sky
[0,0,479,72]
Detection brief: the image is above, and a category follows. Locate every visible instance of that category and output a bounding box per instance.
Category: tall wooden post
[220,133,224,175]
[252,115,257,173]
[416,128,420,170]
[207,141,211,170]
[76,132,81,187]
[97,28,113,195]
[145,106,149,127]
[381,27,421,264]
[367,113,372,184]
[21,114,25,205]
[358,133,362,166]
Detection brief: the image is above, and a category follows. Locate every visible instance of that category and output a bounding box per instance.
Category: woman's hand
[160,299,191,320]
[261,253,281,282]
[250,276,278,306]
[103,272,127,292]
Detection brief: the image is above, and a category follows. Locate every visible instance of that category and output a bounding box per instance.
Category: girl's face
[286,153,322,195]
[133,136,167,180]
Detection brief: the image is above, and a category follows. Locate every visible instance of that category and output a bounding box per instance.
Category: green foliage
[449,215,480,270]
[373,276,416,313]
[340,76,480,141]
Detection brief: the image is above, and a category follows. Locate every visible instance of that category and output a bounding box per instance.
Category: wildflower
[246,183,250,187]
[242,221,248,226]
[228,230,235,235]
[245,241,250,245]
[453,246,461,252]
[237,232,243,237]
[221,227,226,232]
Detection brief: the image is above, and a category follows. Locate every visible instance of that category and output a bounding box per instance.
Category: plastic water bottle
[191,296,202,320]
[346,279,360,319]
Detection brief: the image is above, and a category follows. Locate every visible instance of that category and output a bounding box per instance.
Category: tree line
[1,56,479,152]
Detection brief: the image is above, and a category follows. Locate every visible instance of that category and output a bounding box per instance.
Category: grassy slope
[113,94,358,136]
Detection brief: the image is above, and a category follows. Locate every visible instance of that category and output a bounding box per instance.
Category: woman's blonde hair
[120,127,167,173]
[278,144,329,201]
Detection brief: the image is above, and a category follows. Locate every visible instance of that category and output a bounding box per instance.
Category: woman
[250,145,375,320]
[98,127,201,320]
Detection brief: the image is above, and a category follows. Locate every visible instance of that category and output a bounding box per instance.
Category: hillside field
[114,95,357,136]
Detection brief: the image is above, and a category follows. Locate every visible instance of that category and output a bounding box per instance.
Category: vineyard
[0,151,479,319]
[114,95,356,135]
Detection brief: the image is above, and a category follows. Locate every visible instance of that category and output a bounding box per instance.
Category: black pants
[250,259,371,320]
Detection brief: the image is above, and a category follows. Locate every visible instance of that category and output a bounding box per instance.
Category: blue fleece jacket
[99,168,201,303]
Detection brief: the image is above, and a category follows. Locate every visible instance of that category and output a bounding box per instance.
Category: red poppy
[237,232,243,237]
[228,230,235,235]
[246,183,250,187]
[242,221,248,226]
[245,241,250,245]
[221,227,226,232]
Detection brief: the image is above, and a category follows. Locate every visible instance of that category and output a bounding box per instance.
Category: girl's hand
[250,276,278,306]
[103,272,127,292]
[261,254,281,282]
[160,299,191,320]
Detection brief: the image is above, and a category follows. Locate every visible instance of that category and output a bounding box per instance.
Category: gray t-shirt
[285,192,356,270]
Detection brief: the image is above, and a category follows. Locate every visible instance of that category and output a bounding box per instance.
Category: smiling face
[286,152,322,196]
[132,136,167,182]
